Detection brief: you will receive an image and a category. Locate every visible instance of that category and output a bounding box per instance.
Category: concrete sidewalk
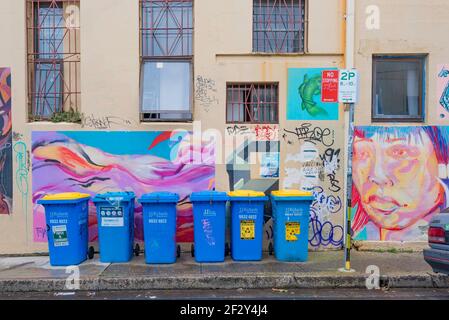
[0,251,448,292]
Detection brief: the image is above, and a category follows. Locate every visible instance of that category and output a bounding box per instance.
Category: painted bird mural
[298,74,329,117]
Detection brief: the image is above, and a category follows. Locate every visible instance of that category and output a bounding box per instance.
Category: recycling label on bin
[240,220,255,240]
[286,222,300,241]
[100,206,124,227]
[52,225,69,247]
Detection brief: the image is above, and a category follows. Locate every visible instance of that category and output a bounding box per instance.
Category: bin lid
[93,192,135,203]
[191,191,228,202]
[272,190,313,197]
[139,192,180,204]
[228,190,266,197]
[37,192,91,205]
[41,192,91,201]
[271,189,314,201]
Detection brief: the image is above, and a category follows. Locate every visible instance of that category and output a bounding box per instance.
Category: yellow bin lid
[41,192,91,201]
[228,190,266,197]
[271,190,313,197]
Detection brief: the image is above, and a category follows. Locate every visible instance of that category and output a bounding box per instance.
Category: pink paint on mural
[437,64,449,121]
[0,68,12,215]
[352,126,449,241]
[32,131,215,243]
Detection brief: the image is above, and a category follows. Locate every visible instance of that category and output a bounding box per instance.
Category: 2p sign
[338,69,359,104]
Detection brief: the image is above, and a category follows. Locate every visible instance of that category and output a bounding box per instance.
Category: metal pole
[343,102,355,272]
[339,0,356,273]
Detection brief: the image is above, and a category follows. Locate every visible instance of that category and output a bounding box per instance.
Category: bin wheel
[177,245,181,259]
[225,242,230,257]
[191,244,195,257]
[88,246,95,260]
[134,243,141,257]
[268,242,274,256]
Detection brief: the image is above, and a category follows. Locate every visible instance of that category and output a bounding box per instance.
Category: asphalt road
[1,288,449,300]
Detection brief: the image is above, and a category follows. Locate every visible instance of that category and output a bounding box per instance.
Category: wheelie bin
[270,190,314,262]
[190,191,229,263]
[228,190,268,261]
[37,192,94,266]
[93,192,139,263]
[139,192,180,264]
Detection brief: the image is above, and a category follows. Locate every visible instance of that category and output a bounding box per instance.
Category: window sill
[215,52,344,58]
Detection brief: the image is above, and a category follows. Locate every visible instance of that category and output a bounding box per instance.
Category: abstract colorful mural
[352,126,449,241]
[0,68,12,215]
[32,131,215,243]
[287,68,339,121]
[438,65,449,120]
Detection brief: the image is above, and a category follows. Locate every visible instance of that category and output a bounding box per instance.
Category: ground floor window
[372,55,426,122]
[226,83,279,124]
[140,61,192,121]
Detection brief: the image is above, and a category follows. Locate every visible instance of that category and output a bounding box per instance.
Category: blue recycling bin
[37,193,91,266]
[191,191,229,263]
[139,192,180,264]
[270,190,314,262]
[93,192,136,263]
[228,190,268,261]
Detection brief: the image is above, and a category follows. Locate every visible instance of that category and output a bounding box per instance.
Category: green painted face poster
[287,68,339,121]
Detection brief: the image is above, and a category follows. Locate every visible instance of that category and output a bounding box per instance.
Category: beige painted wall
[354,0,449,125]
[0,0,345,254]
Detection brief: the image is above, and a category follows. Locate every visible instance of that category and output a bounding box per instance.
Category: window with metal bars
[226,83,279,124]
[140,0,193,121]
[26,0,80,121]
[253,0,305,53]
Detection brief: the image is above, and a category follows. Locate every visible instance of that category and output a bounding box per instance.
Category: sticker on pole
[52,225,69,247]
[338,69,359,103]
[240,220,255,240]
[285,222,300,241]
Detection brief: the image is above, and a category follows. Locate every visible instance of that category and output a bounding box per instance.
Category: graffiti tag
[195,76,219,112]
[81,114,133,130]
[283,123,335,147]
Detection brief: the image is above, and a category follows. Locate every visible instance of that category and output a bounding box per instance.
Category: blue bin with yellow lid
[228,190,268,261]
[270,190,314,262]
[37,192,92,266]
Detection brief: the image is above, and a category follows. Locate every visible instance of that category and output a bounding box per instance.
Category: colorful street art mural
[438,65,449,120]
[32,131,215,243]
[0,68,12,215]
[287,68,339,121]
[352,126,449,241]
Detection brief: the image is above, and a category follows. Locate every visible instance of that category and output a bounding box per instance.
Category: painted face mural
[32,131,215,243]
[352,126,449,241]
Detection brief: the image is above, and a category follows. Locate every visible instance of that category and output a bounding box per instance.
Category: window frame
[225,82,279,125]
[139,57,193,121]
[371,55,426,123]
[252,0,306,54]
[139,0,194,122]
[26,0,81,121]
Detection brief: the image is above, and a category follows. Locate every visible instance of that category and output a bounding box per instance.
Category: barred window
[253,0,305,53]
[226,83,279,124]
[27,0,80,120]
[140,0,193,121]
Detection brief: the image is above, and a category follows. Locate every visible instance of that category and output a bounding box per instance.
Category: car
[423,208,449,275]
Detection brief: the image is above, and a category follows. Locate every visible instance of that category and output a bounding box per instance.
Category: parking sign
[339,69,359,103]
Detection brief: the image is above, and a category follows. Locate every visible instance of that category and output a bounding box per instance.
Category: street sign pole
[337,69,358,273]
[341,102,355,273]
